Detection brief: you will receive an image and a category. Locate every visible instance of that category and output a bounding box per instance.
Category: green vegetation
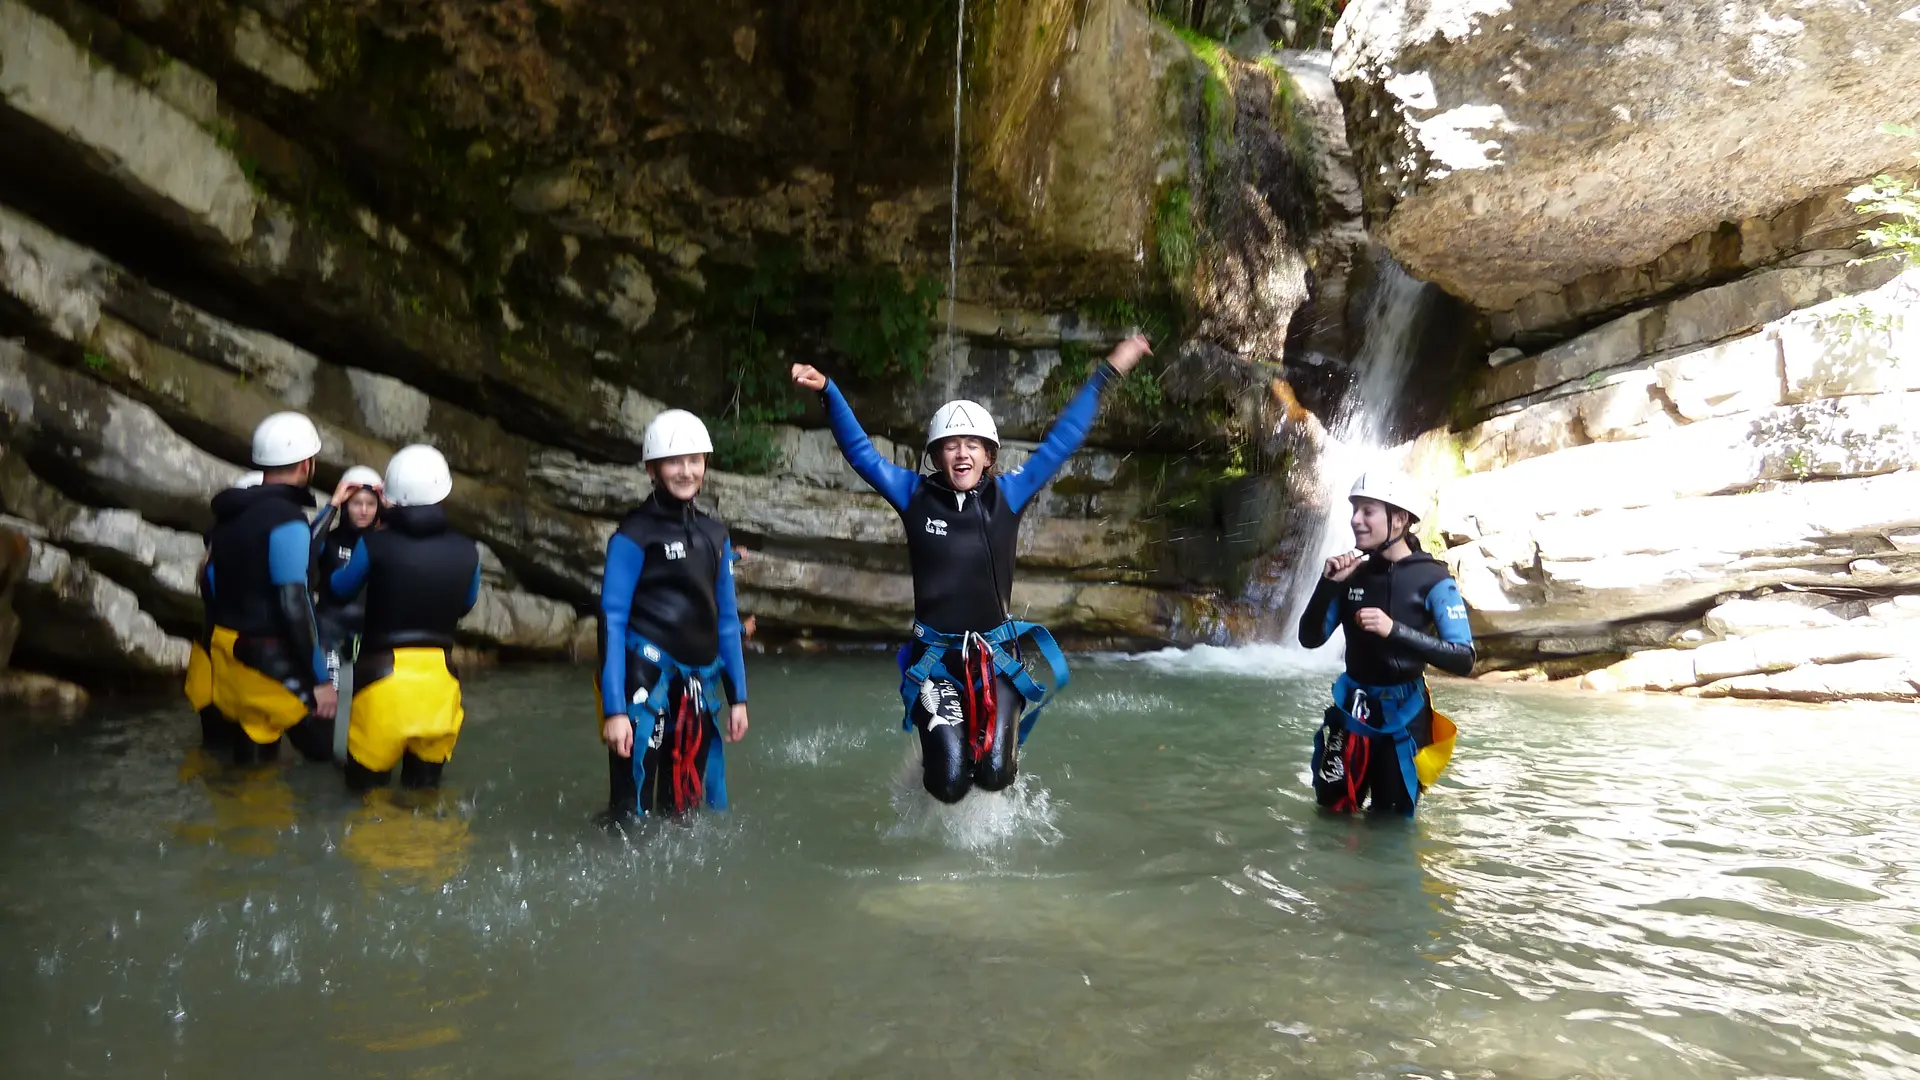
[830,268,943,382]
[707,253,946,474]
[1850,123,1920,265]
[1154,184,1197,290]
[83,349,109,373]
[1043,298,1183,412]
[1290,0,1343,45]
[202,118,266,192]
[710,246,805,474]
[1168,26,1235,177]
[1258,57,1323,192]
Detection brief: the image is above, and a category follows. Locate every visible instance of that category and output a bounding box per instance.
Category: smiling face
[648,453,707,501]
[1350,496,1410,552]
[344,488,381,529]
[933,436,994,493]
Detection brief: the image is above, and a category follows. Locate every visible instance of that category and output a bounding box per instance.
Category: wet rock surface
[0,0,1312,685]
[1333,0,1920,319]
[1436,269,1920,704]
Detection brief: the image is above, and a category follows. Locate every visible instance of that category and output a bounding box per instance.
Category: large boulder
[1332,0,1920,319]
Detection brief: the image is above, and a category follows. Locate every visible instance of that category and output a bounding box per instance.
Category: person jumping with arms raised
[791,334,1150,803]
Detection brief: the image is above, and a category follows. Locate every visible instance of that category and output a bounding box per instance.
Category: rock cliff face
[1426,266,1920,702]
[1332,0,1920,336]
[1325,0,1920,704]
[0,0,1342,689]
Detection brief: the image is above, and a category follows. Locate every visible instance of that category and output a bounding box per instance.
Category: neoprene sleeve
[268,520,329,685]
[1297,577,1343,649]
[598,533,644,715]
[820,381,920,510]
[1386,624,1476,676]
[715,538,748,703]
[1001,362,1117,513]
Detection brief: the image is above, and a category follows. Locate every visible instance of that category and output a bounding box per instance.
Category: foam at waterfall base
[1102,641,1346,679]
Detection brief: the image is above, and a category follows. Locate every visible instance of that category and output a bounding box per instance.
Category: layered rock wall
[0,0,1332,688]
[1428,268,1920,701]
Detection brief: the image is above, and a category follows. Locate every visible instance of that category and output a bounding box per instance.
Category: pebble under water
[2,649,1917,1079]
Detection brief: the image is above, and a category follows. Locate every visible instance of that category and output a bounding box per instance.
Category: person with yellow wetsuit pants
[204,414,337,764]
[325,445,480,791]
[186,470,260,748]
[1297,470,1475,817]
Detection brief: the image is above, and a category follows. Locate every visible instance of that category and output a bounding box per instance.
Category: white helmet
[926,399,998,452]
[1349,469,1426,524]
[251,412,323,468]
[642,409,714,463]
[340,465,383,491]
[231,470,264,489]
[384,444,453,507]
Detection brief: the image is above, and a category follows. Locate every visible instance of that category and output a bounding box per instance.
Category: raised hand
[1107,334,1152,376]
[791,364,827,392]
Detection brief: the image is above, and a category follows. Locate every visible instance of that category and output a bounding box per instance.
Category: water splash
[943,0,966,364]
[884,742,1061,850]
[1277,257,1435,651]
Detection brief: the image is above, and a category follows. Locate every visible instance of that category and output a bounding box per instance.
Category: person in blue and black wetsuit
[326,445,480,791]
[186,470,260,750]
[1298,469,1475,817]
[790,334,1151,804]
[597,409,750,819]
[203,413,337,764]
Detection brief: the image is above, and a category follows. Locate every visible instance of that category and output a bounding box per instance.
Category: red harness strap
[669,688,705,812]
[1341,732,1370,812]
[963,634,998,763]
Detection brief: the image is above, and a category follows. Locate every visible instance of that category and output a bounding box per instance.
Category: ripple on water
[5,662,1920,1080]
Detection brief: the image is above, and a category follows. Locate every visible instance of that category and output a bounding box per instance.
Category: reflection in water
[172,749,296,860]
[339,789,474,892]
[0,656,1917,1079]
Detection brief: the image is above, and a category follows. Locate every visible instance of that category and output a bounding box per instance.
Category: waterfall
[943,0,967,363]
[1276,257,1435,652]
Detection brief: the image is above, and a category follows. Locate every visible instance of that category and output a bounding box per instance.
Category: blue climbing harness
[1317,672,1427,811]
[624,632,728,811]
[898,620,1070,744]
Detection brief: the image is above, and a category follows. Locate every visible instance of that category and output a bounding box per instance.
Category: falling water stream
[943,0,966,361]
[1277,257,1437,646]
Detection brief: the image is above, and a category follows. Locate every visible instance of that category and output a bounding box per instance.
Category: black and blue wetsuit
[203,484,334,764]
[328,505,482,789]
[1297,545,1475,815]
[819,362,1118,803]
[598,491,748,817]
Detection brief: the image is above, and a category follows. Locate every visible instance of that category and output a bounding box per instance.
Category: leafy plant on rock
[1849,123,1920,265]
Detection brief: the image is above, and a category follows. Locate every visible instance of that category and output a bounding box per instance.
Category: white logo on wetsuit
[647,715,665,750]
[919,678,964,729]
[663,540,687,560]
[924,518,948,537]
[1347,587,1365,603]
[336,546,353,561]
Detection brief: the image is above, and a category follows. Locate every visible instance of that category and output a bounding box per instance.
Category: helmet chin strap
[1359,511,1409,556]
